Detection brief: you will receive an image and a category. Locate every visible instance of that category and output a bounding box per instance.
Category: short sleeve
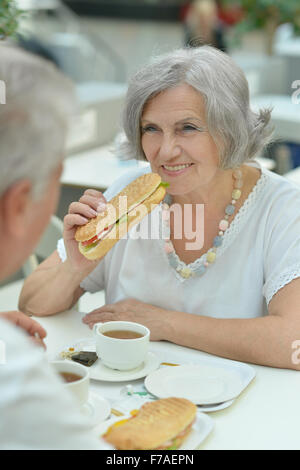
[263,187,300,305]
[57,238,67,262]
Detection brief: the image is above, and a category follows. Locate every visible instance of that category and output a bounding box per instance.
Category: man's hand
[1,311,47,348]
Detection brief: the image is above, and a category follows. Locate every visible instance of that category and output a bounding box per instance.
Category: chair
[0,215,63,311]
[22,215,63,277]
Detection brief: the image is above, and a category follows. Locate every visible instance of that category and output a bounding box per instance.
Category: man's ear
[0,180,33,238]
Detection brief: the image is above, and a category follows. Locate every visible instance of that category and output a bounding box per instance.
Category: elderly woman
[20,46,300,370]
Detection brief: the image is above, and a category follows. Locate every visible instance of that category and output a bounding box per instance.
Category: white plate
[196,399,234,412]
[94,410,214,450]
[80,392,111,427]
[57,338,160,382]
[145,363,253,405]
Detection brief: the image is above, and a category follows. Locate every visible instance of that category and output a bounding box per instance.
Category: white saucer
[57,338,160,382]
[145,364,246,405]
[80,392,111,427]
[89,351,160,382]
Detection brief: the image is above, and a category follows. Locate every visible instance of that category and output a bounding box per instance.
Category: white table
[37,308,300,450]
[61,145,275,191]
[61,145,149,191]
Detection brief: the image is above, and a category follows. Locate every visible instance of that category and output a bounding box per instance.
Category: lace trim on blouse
[263,263,300,305]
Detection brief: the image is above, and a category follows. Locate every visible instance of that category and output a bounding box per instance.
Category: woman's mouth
[161,163,194,176]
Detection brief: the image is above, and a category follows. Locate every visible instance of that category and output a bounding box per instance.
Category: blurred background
[1,0,300,303]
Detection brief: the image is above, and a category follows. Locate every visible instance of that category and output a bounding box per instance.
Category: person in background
[0,45,109,449]
[183,0,227,51]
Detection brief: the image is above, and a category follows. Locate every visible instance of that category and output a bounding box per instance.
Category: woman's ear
[0,179,33,239]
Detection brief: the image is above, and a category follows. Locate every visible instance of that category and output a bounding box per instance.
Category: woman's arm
[19,189,107,316]
[19,251,89,316]
[165,278,300,370]
[82,279,300,370]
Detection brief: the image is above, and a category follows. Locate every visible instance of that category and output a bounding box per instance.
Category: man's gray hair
[0,45,74,198]
[120,45,274,169]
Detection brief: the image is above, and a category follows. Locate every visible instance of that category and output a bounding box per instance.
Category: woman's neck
[170,167,236,213]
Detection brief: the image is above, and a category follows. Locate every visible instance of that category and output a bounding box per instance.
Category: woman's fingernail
[97,202,107,212]
[88,208,98,217]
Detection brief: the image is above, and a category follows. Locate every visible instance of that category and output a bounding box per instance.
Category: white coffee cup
[93,321,150,371]
[51,360,89,406]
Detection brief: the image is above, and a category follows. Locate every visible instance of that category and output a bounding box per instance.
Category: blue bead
[225,204,235,215]
[213,236,223,247]
[168,253,178,269]
[194,264,206,275]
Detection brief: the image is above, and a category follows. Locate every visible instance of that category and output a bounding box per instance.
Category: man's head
[0,45,74,279]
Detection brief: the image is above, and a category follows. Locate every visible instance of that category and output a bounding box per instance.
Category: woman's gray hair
[120,45,274,169]
[0,45,75,199]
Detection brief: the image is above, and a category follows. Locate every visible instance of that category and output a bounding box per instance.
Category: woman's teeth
[163,164,192,171]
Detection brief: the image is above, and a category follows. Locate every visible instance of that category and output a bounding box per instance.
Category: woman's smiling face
[140,83,221,197]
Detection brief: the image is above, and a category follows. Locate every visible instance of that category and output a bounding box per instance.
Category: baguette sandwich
[103,397,197,450]
[75,173,168,260]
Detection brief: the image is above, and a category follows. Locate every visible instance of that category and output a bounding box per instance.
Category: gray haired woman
[21,45,300,370]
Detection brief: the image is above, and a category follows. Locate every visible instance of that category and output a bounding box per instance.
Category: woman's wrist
[61,258,93,284]
[159,309,182,342]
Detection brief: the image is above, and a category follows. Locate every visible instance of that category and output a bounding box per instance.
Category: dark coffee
[60,372,83,383]
[103,329,144,339]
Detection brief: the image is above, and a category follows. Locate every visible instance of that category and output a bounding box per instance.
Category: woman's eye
[182,124,199,132]
[141,125,157,134]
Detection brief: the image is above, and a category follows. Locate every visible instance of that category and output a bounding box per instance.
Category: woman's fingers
[64,189,107,233]
[69,201,98,218]
[82,311,115,327]
[64,213,89,230]
[80,191,107,212]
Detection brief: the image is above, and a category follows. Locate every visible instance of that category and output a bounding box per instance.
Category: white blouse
[57,161,300,319]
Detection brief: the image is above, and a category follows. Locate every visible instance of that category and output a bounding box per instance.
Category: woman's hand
[82,298,170,341]
[63,189,107,273]
[1,311,47,348]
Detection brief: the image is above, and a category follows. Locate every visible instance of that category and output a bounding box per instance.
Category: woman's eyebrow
[140,118,154,124]
[178,117,206,125]
[141,117,205,124]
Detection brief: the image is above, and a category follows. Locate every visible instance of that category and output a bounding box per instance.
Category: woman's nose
[159,134,181,160]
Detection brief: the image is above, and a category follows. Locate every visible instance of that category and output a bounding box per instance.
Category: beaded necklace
[161,168,244,279]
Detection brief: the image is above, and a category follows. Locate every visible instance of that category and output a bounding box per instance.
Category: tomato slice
[81,235,98,247]
[81,226,112,247]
